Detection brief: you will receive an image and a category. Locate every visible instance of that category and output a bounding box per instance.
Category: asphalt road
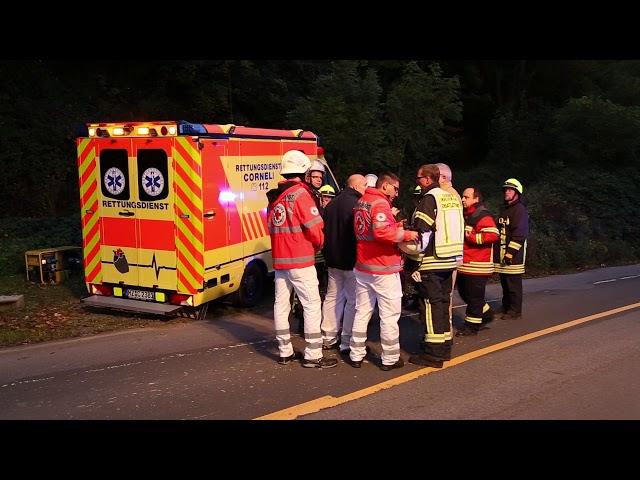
[0,265,638,419]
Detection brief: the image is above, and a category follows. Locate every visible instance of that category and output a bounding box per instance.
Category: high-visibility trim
[82,207,100,239]
[77,138,92,161]
[508,241,522,250]
[476,233,483,244]
[465,315,483,324]
[273,255,315,265]
[419,256,458,271]
[173,137,203,294]
[79,157,97,190]
[249,212,263,237]
[423,297,434,338]
[242,214,255,240]
[303,216,323,229]
[494,264,526,274]
[176,246,201,291]
[175,182,203,226]
[355,262,402,273]
[414,211,434,226]
[269,225,303,234]
[251,211,267,237]
[481,227,500,234]
[174,158,202,199]
[483,303,491,313]
[425,333,447,343]
[175,206,203,247]
[458,264,493,275]
[176,225,203,264]
[175,137,202,169]
[78,139,102,285]
[84,238,101,268]
[245,212,259,239]
[80,177,97,207]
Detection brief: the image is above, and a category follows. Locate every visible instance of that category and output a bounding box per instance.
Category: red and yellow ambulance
[77,121,338,318]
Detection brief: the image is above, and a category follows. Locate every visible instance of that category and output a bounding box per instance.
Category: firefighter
[266,150,337,368]
[319,184,336,209]
[435,163,462,330]
[493,178,529,320]
[407,164,464,368]
[349,172,419,371]
[455,187,500,336]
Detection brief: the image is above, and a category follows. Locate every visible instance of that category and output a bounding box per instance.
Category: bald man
[321,174,368,354]
[435,163,463,330]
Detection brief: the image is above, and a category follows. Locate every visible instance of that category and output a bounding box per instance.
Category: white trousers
[350,270,403,365]
[274,266,322,360]
[321,267,356,350]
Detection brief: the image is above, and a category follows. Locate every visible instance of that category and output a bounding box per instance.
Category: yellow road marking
[255,302,640,420]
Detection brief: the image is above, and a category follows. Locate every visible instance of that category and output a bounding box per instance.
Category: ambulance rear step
[81,295,183,315]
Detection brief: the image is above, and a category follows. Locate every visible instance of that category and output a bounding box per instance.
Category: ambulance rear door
[96,138,140,287]
[132,137,177,291]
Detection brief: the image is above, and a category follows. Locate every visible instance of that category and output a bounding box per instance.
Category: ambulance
[77,121,338,319]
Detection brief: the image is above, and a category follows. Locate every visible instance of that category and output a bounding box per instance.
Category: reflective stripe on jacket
[458,204,499,276]
[354,187,413,275]
[493,200,529,274]
[268,179,324,270]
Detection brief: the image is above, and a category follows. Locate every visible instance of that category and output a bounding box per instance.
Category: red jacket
[458,203,499,276]
[354,187,413,275]
[267,179,324,270]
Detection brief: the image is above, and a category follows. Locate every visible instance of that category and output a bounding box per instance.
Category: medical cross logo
[142,168,164,197]
[272,203,286,226]
[104,167,125,196]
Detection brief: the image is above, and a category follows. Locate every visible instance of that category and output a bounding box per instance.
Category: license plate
[125,289,154,301]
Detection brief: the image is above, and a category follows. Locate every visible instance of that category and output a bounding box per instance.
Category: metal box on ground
[25,246,82,284]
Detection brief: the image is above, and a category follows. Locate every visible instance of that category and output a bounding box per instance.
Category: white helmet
[365,174,378,188]
[398,240,421,255]
[309,160,326,173]
[281,150,311,175]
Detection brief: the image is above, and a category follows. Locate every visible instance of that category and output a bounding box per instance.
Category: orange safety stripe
[77,139,102,284]
[173,137,204,294]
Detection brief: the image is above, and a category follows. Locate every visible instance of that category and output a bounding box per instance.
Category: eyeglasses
[416,176,425,181]
[388,184,399,194]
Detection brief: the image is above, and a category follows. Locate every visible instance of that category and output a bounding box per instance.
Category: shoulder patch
[375,212,386,222]
[310,206,319,216]
[272,203,286,226]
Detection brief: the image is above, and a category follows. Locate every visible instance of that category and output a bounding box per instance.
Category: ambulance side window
[138,149,169,201]
[100,149,130,200]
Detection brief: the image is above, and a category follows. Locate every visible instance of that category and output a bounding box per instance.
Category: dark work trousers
[417,270,453,360]
[500,273,523,314]
[457,273,489,325]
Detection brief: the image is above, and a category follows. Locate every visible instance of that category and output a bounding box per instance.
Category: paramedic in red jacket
[266,150,338,369]
[455,187,500,336]
[349,172,419,371]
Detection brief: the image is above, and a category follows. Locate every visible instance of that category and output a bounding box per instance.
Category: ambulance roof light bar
[178,121,207,135]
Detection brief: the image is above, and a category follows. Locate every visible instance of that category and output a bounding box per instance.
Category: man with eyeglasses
[406,164,464,368]
[349,172,419,371]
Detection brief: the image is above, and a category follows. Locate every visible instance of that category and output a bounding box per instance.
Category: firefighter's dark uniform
[493,196,529,316]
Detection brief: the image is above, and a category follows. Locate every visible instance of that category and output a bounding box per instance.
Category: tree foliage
[1,59,640,273]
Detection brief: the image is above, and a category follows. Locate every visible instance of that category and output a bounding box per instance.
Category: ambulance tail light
[91,284,113,296]
[169,293,193,306]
